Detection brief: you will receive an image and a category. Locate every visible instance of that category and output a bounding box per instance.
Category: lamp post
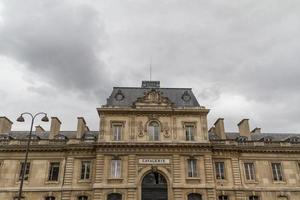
[16,112,49,200]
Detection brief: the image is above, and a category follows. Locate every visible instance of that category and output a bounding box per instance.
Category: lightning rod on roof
[149,56,152,81]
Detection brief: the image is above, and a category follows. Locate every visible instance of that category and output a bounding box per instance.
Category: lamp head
[16,115,25,122]
[41,115,49,122]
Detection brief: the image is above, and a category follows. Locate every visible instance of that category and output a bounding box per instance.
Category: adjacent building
[0,81,300,200]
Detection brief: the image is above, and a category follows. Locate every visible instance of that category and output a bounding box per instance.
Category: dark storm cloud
[1,0,300,132]
[106,0,300,131]
[0,0,108,97]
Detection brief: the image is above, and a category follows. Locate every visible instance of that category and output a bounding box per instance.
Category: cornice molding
[0,142,299,154]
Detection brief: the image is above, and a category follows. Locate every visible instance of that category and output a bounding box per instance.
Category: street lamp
[16,112,49,200]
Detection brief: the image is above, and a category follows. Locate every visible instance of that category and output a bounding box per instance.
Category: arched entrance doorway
[142,171,168,200]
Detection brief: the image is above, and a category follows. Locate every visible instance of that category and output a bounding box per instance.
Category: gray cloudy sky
[0,0,300,133]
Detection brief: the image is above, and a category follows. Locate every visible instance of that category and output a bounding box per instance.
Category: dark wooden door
[142,172,167,200]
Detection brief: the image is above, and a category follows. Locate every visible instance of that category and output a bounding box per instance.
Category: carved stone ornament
[151,166,158,172]
[133,89,174,108]
[163,122,170,138]
[137,121,144,137]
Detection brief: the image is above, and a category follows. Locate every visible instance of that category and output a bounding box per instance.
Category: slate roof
[3,131,98,140]
[2,131,299,142]
[106,87,200,107]
[209,132,300,141]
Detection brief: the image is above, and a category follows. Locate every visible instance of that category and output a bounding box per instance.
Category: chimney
[0,117,13,134]
[35,125,45,134]
[76,117,87,139]
[251,127,261,134]
[208,126,215,133]
[214,118,226,139]
[238,119,250,137]
[49,117,61,139]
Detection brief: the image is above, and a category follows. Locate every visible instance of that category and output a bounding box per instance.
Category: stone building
[0,81,300,200]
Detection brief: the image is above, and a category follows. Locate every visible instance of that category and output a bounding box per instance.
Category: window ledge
[186,177,201,184]
[107,178,123,184]
[108,178,123,180]
[273,181,286,184]
[186,177,201,180]
[45,181,59,184]
[245,180,259,184]
[78,179,92,183]
[16,180,29,184]
[216,179,228,183]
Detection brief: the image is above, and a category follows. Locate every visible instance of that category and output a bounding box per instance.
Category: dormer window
[82,133,96,142]
[115,90,125,101]
[236,136,248,143]
[286,136,300,143]
[264,138,272,142]
[260,136,273,143]
[148,121,160,141]
[182,91,191,102]
[25,134,40,140]
[55,134,68,141]
[0,134,11,144]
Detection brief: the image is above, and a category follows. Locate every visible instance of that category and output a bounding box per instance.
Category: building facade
[0,81,300,200]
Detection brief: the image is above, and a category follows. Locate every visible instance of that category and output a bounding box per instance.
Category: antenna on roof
[149,56,152,81]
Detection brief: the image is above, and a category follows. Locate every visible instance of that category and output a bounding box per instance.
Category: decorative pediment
[133,89,174,108]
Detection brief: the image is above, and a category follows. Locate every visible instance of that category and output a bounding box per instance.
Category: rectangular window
[185,125,195,141]
[187,159,197,177]
[244,162,256,181]
[272,163,283,181]
[19,162,30,181]
[112,124,122,141]
[45,197,56,200]
[215,162,225,180]
[249,196,259,200]
[219,196,228,200]
[80,161,91,180]
[14,197,25,200]
[111,159,121,178]
[48,162,60,181]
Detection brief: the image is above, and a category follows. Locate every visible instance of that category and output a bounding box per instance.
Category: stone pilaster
[128,155,137,183]
[127,188,137,200]
[231,157,242,186]
[204,155,214,184]
[63,157,74,185]
[130,116,136,140]
[95,154,105,183]
[61,191,71,200]
[173,154,181,183]
[235,191,245,200]
[207,189,216,200]
[173,188,183,199]
[93,189,103,200]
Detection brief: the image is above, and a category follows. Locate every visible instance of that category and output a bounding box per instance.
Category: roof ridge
[113,87,192,90]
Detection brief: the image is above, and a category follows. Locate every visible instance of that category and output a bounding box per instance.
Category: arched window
[78,196,88,200]
[45,197,55,200]
[188,193,202,200]
[148,121,160,141]
[107,193,122,200]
